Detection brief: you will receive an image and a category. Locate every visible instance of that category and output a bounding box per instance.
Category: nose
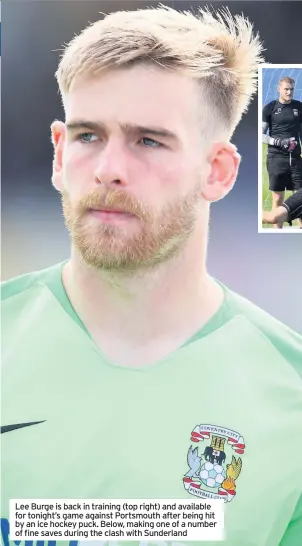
[93,139,132,188]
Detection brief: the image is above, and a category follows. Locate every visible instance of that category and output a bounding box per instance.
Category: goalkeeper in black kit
[262,76,302,228]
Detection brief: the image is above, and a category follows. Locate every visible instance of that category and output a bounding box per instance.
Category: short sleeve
[262,102,272,123]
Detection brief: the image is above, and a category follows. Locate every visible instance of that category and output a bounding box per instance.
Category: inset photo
[258,65,302,232]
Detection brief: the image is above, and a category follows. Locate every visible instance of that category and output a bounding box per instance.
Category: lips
[88,208,136,223]
[90,207,129,213]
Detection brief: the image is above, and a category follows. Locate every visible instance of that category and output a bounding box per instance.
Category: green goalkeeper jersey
[1,262,302,546]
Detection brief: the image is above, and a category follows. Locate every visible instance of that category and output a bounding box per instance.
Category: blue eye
[78,133,98,143]
[141,137,162,148]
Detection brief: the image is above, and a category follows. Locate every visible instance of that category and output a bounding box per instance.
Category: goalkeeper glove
[273,137,297,152]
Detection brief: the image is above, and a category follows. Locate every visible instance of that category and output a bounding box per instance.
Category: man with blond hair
[1,5,302,546]
[262,76,302,228]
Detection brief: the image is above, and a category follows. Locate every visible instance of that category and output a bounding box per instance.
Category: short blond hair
[278,77,295,86]
[55,4,264,138]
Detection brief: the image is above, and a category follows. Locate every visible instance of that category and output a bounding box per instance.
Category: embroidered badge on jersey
[183,424,245,503]
[293,109,298,116]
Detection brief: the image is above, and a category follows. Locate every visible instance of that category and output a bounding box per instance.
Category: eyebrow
[65,120,178,141]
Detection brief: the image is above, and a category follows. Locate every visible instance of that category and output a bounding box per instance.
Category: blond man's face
[51,65,233,272]
[278,81,294,103]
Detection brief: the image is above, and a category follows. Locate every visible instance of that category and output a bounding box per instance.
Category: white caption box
[10,499,225,542]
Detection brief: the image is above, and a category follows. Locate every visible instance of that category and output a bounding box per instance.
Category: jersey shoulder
[262,100,276,117]
[225,287,302,381]
[1,262,64,303]
[292,100,302,116]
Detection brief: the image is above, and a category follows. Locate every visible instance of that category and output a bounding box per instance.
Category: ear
[202,142,241,203]
[50,120,66,192]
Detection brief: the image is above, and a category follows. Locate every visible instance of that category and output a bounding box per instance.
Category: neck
[279,97,291,104]
[62,225,224,365]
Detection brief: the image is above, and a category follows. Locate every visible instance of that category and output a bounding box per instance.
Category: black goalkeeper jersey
[262,99,302,158]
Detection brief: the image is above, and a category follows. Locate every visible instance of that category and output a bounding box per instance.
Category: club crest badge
[183,424,245,503]
[293,109,298,116]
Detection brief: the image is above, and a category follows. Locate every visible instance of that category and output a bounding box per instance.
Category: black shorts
[266,155,302,192]
[282,189,302,224]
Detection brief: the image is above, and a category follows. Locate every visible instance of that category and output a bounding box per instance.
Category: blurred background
[2,1,302,332]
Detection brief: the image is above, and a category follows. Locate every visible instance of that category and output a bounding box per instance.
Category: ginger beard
[61,182,203,272]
